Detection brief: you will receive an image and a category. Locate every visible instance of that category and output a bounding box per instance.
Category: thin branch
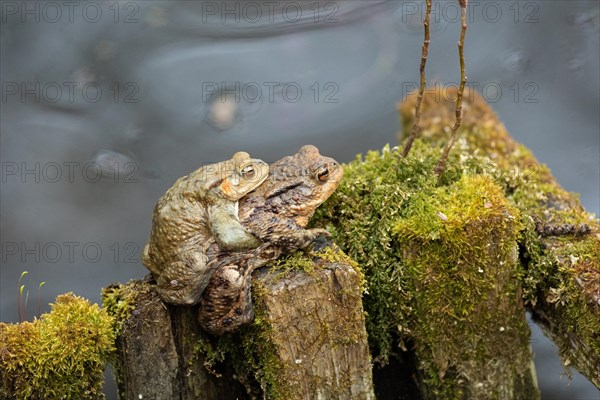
[402,0,432,158]
[435,0,468,176]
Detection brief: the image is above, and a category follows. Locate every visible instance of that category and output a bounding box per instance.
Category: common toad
[198,145,343,334]
[142,152,269,305]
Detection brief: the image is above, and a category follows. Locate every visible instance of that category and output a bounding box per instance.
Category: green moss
[492,143,599,381]
[312,141,540,397]
[267,250,319,276]
[0,293,115,400]
[397,88,599,385]
[313,142,500,363]
[101,281,149,337]
[394,175,531,397]
[315,246,366,292]
[529,237,600,358]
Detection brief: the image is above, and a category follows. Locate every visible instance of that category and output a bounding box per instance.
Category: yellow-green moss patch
[394,175,533,397]
[0,293,115,400]
[101,280,150,336]
[312,140,540,397]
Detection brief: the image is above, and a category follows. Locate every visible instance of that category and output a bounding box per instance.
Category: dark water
[1,1,598,399]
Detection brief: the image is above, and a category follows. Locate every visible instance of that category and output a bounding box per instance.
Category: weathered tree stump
[250,263,374,399]
[399,87,600,388]
[315,152,541,398]
[102,280,246,400]
[103,257,374,400]
[394,174,539,399]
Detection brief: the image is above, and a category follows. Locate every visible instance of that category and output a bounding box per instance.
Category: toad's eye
[240,165,256,179]
[316,165,330,182]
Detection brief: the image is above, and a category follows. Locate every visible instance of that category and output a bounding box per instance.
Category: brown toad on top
[239,144,342,249]
[198,145,343,334]
[142,152,269,305]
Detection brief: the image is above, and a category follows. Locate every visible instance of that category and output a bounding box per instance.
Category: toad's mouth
[265,181,303,199]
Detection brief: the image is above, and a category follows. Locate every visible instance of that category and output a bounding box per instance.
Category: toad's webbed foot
[309,232,334,252]
[277,228,331,251]
[198,244,281,334]
[198,262,254,335]
[246,214,331,252]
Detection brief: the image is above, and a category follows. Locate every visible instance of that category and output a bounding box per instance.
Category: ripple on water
[567,10,600,33]
[202,82,264,132]
[90,150,137,180]
[501,49,530,73]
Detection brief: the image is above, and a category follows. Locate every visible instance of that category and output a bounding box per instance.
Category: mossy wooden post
[102,280,246,400]
[399,87,600,387]
[247,262,374,399]
[103,256,374,400]
[313,88,546,398]
[395,175,538,399]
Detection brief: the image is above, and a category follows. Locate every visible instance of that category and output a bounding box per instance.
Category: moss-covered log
[103,252,374,400]
[395,174,538,399]
[100,87,596,399]
[314,143,540,398]
[398,88,599,387]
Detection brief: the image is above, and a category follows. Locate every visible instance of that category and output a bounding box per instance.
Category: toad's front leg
[248,216,330,251]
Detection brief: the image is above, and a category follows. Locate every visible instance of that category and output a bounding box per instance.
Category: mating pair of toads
[142,145,343,335]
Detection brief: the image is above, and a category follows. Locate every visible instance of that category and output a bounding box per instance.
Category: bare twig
[435,0,468,176]
[402,0,432,158]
